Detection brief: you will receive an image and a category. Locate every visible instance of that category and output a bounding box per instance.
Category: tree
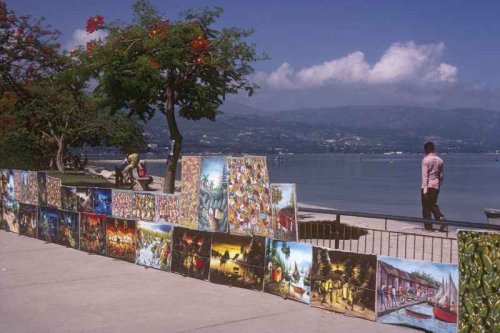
[86,0,267,192]
[272,187,283,205]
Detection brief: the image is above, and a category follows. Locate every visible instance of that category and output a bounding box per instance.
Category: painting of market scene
[310,248,377,320]
[271,183,298,241]
[38,206,58,243]
[198,157,228,232]
[263,239,312,304]
[106,217,136,263]
[171,227,211,280]
[376,256,458,333]
[210,233,265,290]
[80,213,106,255]
[18,203,38,237]
[57,210,79,249]
[136,221,173,271]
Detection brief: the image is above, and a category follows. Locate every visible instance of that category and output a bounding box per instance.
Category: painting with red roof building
[271,183,298,241]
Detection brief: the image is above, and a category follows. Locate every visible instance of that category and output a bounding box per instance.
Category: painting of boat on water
[376,256,458,333]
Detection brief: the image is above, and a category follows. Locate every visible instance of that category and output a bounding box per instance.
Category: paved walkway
[0,231,415,333]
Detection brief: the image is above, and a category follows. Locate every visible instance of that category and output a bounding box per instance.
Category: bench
[132,169,153,191]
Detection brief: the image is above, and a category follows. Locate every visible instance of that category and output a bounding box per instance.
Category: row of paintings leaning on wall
[1,199,494,333]
[0,157,299,241]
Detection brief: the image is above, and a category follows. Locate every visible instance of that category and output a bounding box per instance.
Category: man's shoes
[438,217,447,232]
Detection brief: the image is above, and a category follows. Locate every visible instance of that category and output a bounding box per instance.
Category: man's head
[424,142,435,155]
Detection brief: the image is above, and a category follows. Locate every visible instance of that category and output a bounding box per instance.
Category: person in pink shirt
[421,142,446,231]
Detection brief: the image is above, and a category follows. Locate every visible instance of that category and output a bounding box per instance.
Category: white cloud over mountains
[65,29,107,51]
[256,42,458,90]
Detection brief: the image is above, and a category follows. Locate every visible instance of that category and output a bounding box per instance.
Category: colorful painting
[0,169,6,198]
[227,156,273,237]
[94,188,112,215]
[132,192,155,221]
[57,210,79,249]
[17,170,30,203]
[156,193,181,224]
[106,217,136,262]
[37,171,47,206]
[76,187,94,213]
[61,186,78,211]
[27,171,39,205]
[457,230,499,333]
[38,206,58,242]
[198,157,228,232]
[14,170,22,202]
[136,221,173,271]
[271,183,298,241]
[2,198,20,233]
[376,256,458,333]
[310,248,377,320]
[181,156,201,229]
[171,226,211,280]
[80,213,106,255]
[263,239,312,304]
[46,176,62,208]
[6,169,15,200]
[112,190,134,219]
[210,233,265,290]
[18,203,38,237]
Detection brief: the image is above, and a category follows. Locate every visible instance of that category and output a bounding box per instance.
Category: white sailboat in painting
[432,273,458,323]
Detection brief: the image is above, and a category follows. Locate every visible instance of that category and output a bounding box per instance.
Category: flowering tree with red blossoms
[85,0,267,193]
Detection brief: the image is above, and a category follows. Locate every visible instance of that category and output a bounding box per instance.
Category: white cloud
[65,29,108,51]
[257,42,458,89]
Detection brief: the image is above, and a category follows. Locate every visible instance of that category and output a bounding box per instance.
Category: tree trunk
[55,136,65,173]
[163,87,182,193]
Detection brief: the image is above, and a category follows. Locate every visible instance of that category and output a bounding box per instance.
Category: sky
[9,0,500,110]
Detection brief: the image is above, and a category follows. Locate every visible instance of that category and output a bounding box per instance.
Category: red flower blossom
[190,36,210,52]
[148,19,169,38]
[86,41,96,54]
[148,59,161,69]
[85,15,104,33]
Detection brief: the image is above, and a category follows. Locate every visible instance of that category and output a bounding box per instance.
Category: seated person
[137,160,149,178]
[123,153,139,182]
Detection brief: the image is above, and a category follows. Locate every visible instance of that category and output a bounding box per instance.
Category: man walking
[421,142,445,231]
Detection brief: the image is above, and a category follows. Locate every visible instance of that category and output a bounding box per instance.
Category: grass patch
[46,171,115,188]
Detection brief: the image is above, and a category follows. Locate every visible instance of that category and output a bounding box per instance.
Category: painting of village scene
[6,169,15,200]
[310,248,377,320]
[2,199,20,233]
[46,176,62,208]
[37,171,47,205]
[38,206,58,242]
[18,203,38,238]
[210,233,265,291]
[271,183,298,241]
[181,156,201,229]
[155,193,181,224]
[136,221,173,271]
[76,187,94,213]
[61,186,78,211]
[94,188,112,215]
[27,171,38,205]
[106,217,136,262]
[198,157,228,232]
[80,213,106,255]
[112,190,134,219]
[132,192,155,221]
[57,210,79,249]
[263,239,312,304]
[171,227,211,280]
[227,157,273,237]
[376,256,458,333]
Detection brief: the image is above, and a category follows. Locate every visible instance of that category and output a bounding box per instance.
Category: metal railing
[297,207,500,264]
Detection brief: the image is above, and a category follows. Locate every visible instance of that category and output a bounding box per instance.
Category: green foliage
[0,129,52,169]
[410,271,439,286]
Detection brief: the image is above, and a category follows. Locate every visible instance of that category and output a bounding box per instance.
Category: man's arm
[422,159,429,194]
[439,160,444,185]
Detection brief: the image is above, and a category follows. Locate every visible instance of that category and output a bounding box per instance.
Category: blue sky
[9,0,500,110]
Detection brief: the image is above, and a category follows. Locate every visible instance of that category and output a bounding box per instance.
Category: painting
[17,170,30,203]
[112,190,134,219]
[0,169,6,198]
[76,187,94,213]
[37,171,47,206]
[6,169,15,200]
[457,230,499,333]
[46,176,62,208]
[106,217,136,262]
[155,193,181,224]
[94,188,112,215]
[310,248,377,320]
[227,156,273,237]
[14,170,22,202]
[263,239,312,304]
[132,192,155,221]
[210,233,265,291]
[80,213,106,255]
[2,198,20,233]
[376,256,458,333]
[171,226,211,280]
[38,206,58,242]
[57,210,79,249]
[180,156,201,229]
[198,157,228,232]
[61,186,78,211]
[136,221,173,271]
[18,203,38,238]
[27,171,39,205]
[271,183,298,241]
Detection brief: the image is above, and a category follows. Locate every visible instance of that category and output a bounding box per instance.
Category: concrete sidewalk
[0,231,415,333]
